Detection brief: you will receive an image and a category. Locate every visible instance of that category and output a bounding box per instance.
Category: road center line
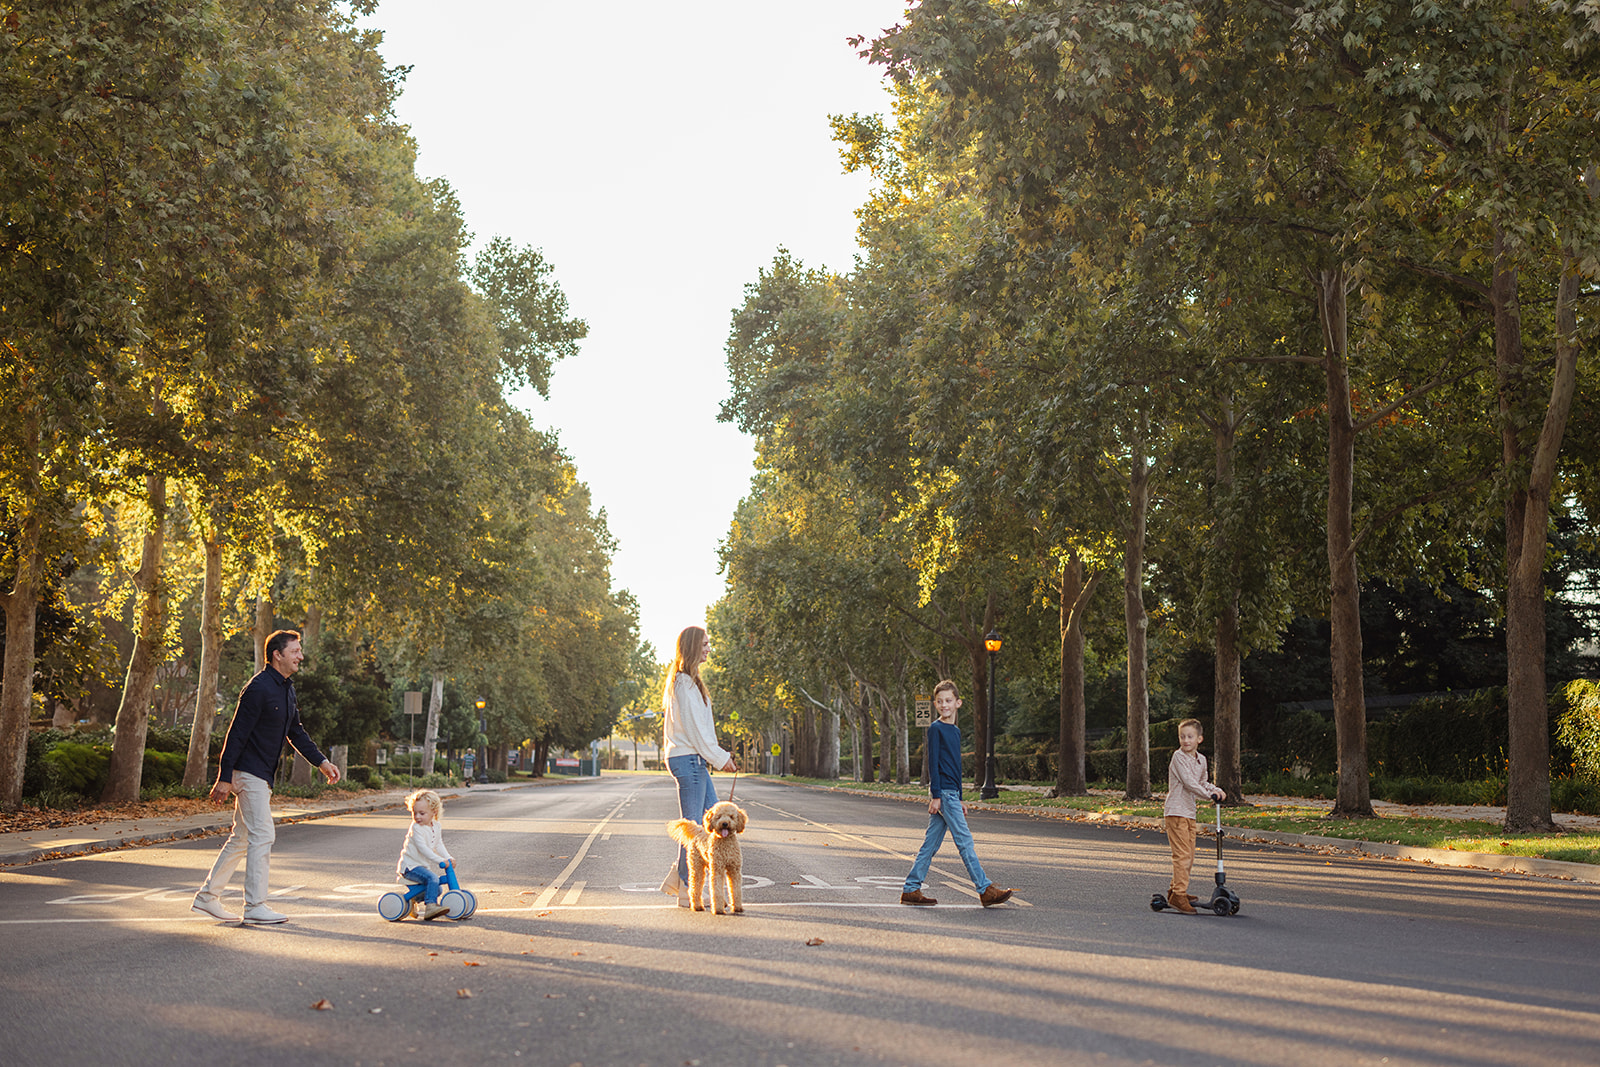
[528,788,639,908]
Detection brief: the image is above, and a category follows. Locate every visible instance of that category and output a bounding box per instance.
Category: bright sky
[364,0,906,657]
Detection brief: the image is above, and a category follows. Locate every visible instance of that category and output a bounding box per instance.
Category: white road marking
[529,787,640,907]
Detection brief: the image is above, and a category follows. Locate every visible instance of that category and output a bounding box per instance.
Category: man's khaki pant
[1165,814,1197,896]
[196,771,275,909]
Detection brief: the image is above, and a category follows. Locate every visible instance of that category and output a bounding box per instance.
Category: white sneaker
[241,905,289,924]
[191,896,240,922]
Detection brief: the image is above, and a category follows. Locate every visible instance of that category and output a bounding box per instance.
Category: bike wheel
[377,892,410,922]
[440,888,470,919]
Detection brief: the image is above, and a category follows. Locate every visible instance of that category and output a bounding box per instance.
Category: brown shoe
[900,889,937,906]
[1167,890,1196,914]
[979,885,1014,908]
[1187,894,1199,904]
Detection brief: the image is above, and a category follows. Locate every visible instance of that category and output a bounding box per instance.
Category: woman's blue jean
[668,753,719,882]
[903,790,991,893]
[403,865,442,904]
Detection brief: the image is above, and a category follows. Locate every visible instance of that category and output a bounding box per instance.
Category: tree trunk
[895,690,911,786]
[0,503,45,812]
[875,691,893,787]
[847,691,862,780]
[857,682,874,782]
[253,591,274,672]
[820,697,840,780]
[1212,403,1245,803]
[1056,551,1092,796]
[184,530,225,787]
[301,603,322,662]
[1503,252,1580,831]
[798,706,817,777]
[1318,266,1374,818]
[1123,430,1153,800]
[103,473,169,803]
[422,673,444,775]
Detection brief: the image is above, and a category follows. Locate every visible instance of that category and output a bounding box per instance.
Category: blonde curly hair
[405,788,444,821]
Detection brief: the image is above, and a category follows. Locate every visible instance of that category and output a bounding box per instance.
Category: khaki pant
[197,771,276,909]
[1165,815,1197,896]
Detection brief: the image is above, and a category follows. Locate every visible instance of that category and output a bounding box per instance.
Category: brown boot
[900,889,937,906]
[1167,890,1196,914]
[1187,894,1200,904]
[979,885,1014,908]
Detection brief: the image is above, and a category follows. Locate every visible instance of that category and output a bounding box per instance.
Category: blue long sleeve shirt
[926,719,964,796]
[217,666,326,784]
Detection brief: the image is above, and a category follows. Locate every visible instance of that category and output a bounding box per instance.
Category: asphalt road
[2,775,1598,1067]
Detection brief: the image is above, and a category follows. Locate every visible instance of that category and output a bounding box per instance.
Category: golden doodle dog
[666,800,747,914]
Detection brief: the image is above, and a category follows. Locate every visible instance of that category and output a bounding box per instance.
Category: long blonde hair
[663,625,711,707]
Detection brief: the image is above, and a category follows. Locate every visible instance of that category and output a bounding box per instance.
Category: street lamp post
[981,628,1002,800]
[475,698,488,784]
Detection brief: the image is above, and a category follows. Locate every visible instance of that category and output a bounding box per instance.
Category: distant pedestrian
[397,788,454,920]
[900,680,1013,908]
[658,625,737,908]
[191,629,340,924]
[1163,717,1226,914]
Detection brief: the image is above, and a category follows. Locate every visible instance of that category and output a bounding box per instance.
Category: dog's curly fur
[667,800,747,914]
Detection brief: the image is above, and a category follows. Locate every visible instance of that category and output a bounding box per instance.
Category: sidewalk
[0,780,549,868]
[788,781,1600,885]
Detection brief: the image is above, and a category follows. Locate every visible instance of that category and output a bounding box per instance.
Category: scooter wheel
[1150,894,1168,912]
[459,889,477,919]
[1230,898,1241,915]
[1212,896,1232,916]
[377,892,410,922]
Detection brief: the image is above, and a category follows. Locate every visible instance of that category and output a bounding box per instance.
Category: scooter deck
[1149,891,1241,916]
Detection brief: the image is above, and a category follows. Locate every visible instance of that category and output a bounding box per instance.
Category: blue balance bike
[378,864,477,921]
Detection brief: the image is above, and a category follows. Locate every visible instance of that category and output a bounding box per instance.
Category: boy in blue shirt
[901,679,1014,907]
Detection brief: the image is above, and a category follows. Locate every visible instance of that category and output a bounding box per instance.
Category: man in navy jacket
[191,629,340,924]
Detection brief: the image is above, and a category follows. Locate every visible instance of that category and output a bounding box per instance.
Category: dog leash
[727,772,737,801]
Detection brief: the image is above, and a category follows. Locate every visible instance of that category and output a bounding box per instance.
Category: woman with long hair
[659,625,737,907]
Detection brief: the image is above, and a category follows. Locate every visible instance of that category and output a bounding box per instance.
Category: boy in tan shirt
[1163,718,1226,913]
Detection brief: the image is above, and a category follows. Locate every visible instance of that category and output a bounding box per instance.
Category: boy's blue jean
[668,753,719,883]
[402,865,443,904]
[903,790,991,893]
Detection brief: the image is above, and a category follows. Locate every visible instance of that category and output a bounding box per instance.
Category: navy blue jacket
[926,719,964,796]
[217,666,326,784]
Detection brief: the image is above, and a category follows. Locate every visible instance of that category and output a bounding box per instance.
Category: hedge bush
[42,741,111,796]
[1557,680,1600,782]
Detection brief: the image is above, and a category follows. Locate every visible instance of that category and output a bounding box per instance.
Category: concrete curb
[0,780,553,868]
[771,779,1600,885]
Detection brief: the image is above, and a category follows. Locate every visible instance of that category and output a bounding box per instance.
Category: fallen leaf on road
[463,961,481,967]
[310,999,333,1011]
[545,993,565,999]
[537,911,552,917]
[427,952,438,957]
[369,1008,383,1014]
[571,951,583,956]
[457,989,473,998]
[805,938,825,946]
